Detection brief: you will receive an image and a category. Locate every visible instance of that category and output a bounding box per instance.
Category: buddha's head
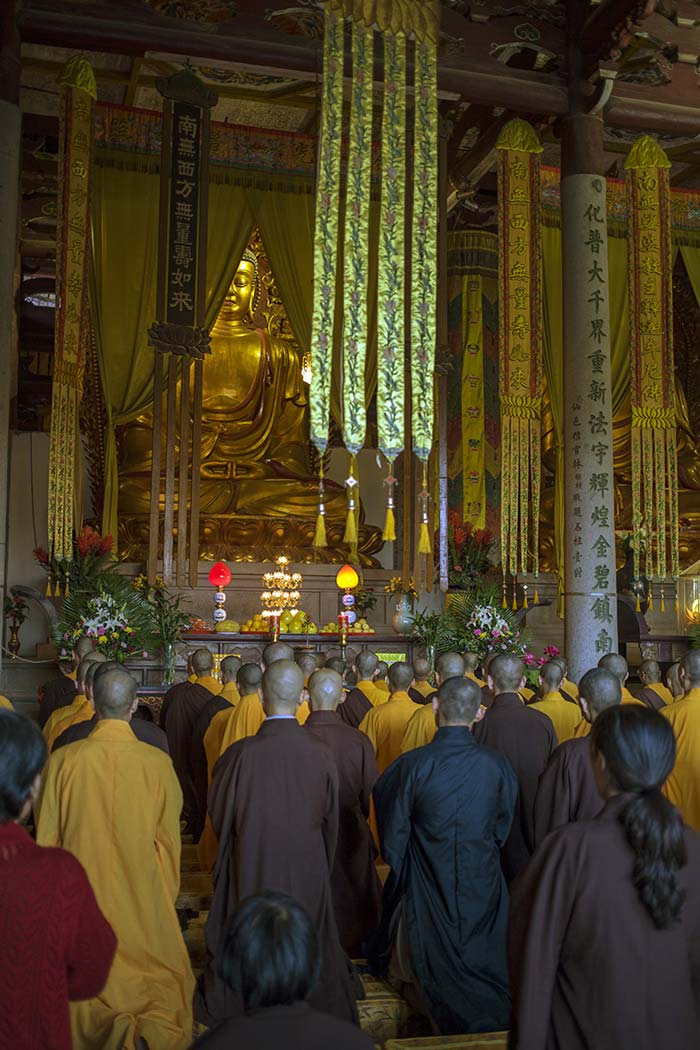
[221,248,260,324]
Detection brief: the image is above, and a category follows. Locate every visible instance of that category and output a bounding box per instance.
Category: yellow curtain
[91,167,252,543]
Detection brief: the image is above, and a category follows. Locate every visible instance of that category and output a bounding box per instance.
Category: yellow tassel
[675,596,680,613]
[64,579,70,597]
[313,513,327,549]
[54,580,61,597]
[523,592,529,609]
[418,521,431,555]
[635,595,641,613]
[502,588,507,610]
[45,575,52,598]
[383,506,396,542]
[660,592,665,613]
[512,591,518,612]
[648,594,653,611]
[343,507,358,546]
[534,588,539,605]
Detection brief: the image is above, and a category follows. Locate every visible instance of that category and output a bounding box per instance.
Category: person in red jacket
[0,710,116,1050]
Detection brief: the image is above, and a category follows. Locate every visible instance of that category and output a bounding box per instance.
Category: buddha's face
[222,259,256,321]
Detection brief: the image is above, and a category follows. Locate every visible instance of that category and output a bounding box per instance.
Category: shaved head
[295,652,318,678]
[388,661,414,692]
[681,649,700,688]
[93,668,138,720]
[579,667,621,721]
[413,657,431,682]
[375,660,388,680]
[263,642,294,667]
[489,653,526,693]
[191,648,214,677]
[355,651,378,679]
[435,676,481,726]
[74,636,95,663]
[667,661,682,699]
[539,660,564,691]
[598,653,628,685]
[639,659,662,685]
[308,669,344,712]
[77,652,106,693]
[326,657,346,675]
[261,660,304,715]
[221,655,242,684]
[435,652,466,683]
[550,655,568,675]
[462,652,479,674]
[237,662,263,695]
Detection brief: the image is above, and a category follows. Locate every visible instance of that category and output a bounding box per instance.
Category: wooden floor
[177,832,508,1049]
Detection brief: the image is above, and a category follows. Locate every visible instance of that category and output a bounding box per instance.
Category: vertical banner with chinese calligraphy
[496,119,543,607]
[625,135,678,608]
[461,276,486,529]
[147,70,216,587]
[47,57,96,594]
[562,169,618,680]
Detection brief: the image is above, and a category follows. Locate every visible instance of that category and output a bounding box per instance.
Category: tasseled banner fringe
[313,513,327,549]
[46,574,53,598]
[502,579,507,609]
[418,521,431,554]
[343,508,358,546]
[417,461,431,555]
[383,505,396,542]
[660,590,665,613]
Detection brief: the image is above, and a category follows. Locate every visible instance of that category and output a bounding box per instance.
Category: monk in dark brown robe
[160,647,220,837]
[510,705,700,1050]
[195,660,359,1028]
[338,651,382,728]
[305,668,381,955]
[408,657,436,705]
[473,653,555,882]
[532,667,621,848]
[38,636,94,727]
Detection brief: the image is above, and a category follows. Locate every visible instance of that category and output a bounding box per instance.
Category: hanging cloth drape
[91,169,252,544]
[47,56,96,594]
[496,118,544,609]
[625,135,678,604]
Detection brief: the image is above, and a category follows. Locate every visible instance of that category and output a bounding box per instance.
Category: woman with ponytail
[508,704,700,1050]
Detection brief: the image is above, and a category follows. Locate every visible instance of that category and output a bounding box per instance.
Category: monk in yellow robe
[373,661,390,696]
[666,661,683,703]
[464,651,485,688]
[359,662,421,773]
[37,667,194,1049]
[401,652,466,754]
[638,659,674,710]
[598,653,644,706]
[338,651,385,728]
[44,653,106,751]
[526,661,583,744]
[551,656,579,703]
[202,660,251,779]
[198,663,265,872]
[662,650,700,830]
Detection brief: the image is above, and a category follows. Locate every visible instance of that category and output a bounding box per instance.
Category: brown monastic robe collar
[305,710,343,727]
[490,691,524,710]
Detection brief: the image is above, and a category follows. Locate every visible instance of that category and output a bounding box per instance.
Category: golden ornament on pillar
[118,236,382,564]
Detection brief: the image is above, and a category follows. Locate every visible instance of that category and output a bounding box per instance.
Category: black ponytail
[591,705,687,929]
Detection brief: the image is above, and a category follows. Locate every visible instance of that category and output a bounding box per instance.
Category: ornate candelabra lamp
[261,556,303,641]
[335,563,359,660]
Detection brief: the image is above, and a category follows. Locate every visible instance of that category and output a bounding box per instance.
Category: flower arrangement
[445,585,528,663]
[133,574,192,651]
[385,576,418,601]
[438,511,495,591]
[353,585,377,618]
[34,525,115,594]
[524,644,561,688]
[3,595,29,627]
[59,593,141,663]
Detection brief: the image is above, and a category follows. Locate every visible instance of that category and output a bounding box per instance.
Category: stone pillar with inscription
[561,114,618,681]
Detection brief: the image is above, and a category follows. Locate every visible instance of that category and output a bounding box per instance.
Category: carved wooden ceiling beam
[580,0,656,61]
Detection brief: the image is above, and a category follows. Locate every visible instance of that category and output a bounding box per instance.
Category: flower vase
[7,624,20,658]
[391,595,415,636]
[162,641,177,686]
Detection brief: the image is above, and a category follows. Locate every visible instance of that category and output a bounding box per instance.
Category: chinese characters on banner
[166,103,201,327]
[563,174,618,667]
[496,119,543,607]
[625,135,679,607]
[461,276,486,529]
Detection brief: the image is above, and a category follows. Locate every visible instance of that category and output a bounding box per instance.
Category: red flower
[99,535,114,554]
[33,546,49,566]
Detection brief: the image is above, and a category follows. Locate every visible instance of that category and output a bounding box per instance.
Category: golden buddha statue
[118,248,382,564]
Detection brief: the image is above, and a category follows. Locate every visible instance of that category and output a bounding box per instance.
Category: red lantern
[208,561,232,589]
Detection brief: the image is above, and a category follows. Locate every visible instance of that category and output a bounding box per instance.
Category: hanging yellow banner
[625,134,678,600]
[496,118,543,604]
[47,57,96,592]
[461,276,486,529]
